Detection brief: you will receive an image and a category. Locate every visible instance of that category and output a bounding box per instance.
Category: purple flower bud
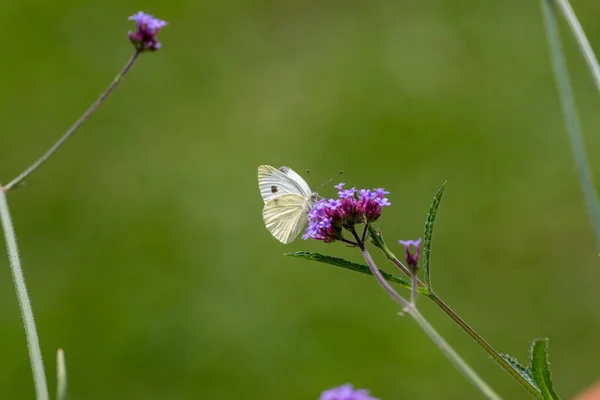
[128,12,167,52]
[398,238,422,268]
[320,383,379,400]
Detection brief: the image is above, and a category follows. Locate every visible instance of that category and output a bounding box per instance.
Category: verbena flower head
[303,183,391,243]
[398,238,422,268]
[319,383,379,400]
[128,12,167,52]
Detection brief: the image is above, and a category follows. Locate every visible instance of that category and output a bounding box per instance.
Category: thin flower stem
[553,0,600,94]
[4,50,142,192]
[426,293,540,399]
[358,241,502,400]
[340,237,358,246]
[374,240,542,399]
[0,188,49,400]
[410,268,417,305]
[361,222,370,244]
[358,241,411,309]
[541,0,600,252]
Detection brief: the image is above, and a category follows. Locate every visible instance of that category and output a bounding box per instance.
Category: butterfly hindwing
[262,193,311,244]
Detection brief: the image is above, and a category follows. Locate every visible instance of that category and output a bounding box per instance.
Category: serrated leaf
[530,338,560,400]
[285,251,412,289]
[422,181,446,291]
[501,353,537,390]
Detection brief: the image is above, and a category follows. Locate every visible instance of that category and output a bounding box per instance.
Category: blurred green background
[1,1,600,399]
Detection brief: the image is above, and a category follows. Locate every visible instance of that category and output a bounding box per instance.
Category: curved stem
[0,188,49,399]
[358,240,411,309]
[4,50,141,191]
[373,239,542,399]
[358,241,502,399]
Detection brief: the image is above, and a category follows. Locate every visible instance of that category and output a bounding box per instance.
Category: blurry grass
[542,0,600,253]
[0,1,599,399]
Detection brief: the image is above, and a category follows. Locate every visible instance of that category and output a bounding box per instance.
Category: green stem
[4,50,141,191]
[56,349,68,400]
[427,293,540,399]
[372,236,542,399]
[0,188,49,400]
[407,307,502,400]
[359,243,502,399]
[554,0,600,94]
[541,0,600,252]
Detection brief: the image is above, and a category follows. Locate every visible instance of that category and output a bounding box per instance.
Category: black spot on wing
[271,186,278,193]
[279,166,290,173]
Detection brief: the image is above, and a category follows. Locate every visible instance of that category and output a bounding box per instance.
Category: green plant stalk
[542,0,600,252]
[0,188,49,400]
[56,349,68,400]
[554,0,600,94]
[408,307,502,400]
[359,242,502,400]
[369,227,542,399]
[4,49,141,191]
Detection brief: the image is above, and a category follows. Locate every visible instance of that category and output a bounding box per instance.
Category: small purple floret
[398,238,422,268]
[319,383,379,400]
[303,183,391,243]
[128,12,167,52]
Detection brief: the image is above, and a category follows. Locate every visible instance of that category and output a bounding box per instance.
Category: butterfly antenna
[316,170,344,191]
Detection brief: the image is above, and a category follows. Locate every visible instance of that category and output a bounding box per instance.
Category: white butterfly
[258,165,319,244]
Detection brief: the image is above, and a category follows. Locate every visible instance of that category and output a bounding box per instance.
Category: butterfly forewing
[258,165,317,243]
[258,165,312,203]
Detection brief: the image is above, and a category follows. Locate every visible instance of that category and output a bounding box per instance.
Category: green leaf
[285,251,412,289]
[501,353,537,390]
[422,181,447,290]
[529,338,560,400]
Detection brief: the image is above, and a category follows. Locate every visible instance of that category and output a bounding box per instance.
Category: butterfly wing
[262,193,311,244]
[258,165,312,203]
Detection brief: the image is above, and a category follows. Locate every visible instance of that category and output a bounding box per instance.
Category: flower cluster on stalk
[303,183,391,243]
[128,11,167,51]
[319,383,379,400]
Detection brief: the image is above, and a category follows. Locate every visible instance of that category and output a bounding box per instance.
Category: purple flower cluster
[303,183,391,243]
[128,12,167,52]
[319,383,379,400]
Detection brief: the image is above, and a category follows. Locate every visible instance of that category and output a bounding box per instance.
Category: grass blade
[56,349,68,400]
[554,0,600,94]
[541,0,600,252]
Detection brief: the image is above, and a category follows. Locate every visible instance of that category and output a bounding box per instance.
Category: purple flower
[398,238,422,268]
[303,183,391,243]
[128,12,167,52]
[320,383,379,400]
